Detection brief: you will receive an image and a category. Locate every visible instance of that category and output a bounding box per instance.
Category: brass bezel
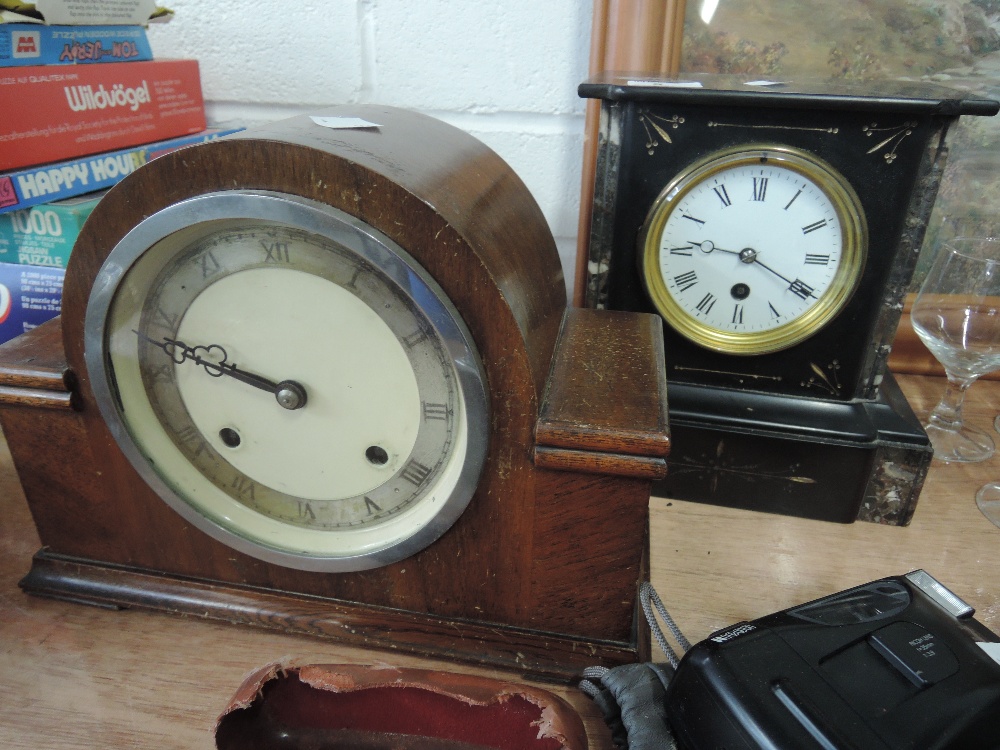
[638,145,868,355]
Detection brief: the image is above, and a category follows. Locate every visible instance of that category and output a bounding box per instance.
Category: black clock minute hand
[134,330,307,410]
[751,257,793,286]
[748,257,817,300]
[692,242,817,300]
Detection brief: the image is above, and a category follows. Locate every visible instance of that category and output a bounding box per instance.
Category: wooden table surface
[1,373,998,748]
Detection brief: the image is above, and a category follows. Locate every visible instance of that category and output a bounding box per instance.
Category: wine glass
[910,237,1000,462]
[979,481,1000,526]
[979,397,1000,526]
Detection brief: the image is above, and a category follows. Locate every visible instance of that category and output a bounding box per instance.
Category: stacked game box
[0,0,241,344]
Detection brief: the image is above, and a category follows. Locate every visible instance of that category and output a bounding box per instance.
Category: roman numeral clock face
[639,147,866,355]
[85,192,489,572]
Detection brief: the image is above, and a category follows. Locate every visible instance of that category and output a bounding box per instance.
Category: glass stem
[928,375,976,433]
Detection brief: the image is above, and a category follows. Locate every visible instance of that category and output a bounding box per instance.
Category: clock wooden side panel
[537,308,670,458]
[527,468,651,640]
[0,405,106,554]
[0,317,72,392]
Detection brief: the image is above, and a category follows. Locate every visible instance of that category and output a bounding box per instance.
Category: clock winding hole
[219,427,242,449]
[366,446,389,466]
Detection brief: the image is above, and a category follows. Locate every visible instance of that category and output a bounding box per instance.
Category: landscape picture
[680,0,1000,281]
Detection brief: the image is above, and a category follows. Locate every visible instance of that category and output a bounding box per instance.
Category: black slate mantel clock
[580,73,998,525]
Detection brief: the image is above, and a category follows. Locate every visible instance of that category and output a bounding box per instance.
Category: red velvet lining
[261,674,564,750]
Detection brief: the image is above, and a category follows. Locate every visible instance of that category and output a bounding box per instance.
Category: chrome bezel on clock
[84,190,490,573]
[638,145,868,355]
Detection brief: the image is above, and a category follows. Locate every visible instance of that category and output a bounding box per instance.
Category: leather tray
[215,663,588,750]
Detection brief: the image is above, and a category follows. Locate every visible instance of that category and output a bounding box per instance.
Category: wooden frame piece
[573,0,687,305]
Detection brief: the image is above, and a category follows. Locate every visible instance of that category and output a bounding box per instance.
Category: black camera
[666,571,1000,749]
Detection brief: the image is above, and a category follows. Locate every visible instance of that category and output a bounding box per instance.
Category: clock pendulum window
[579,74,998,525]
[0,107,670,681]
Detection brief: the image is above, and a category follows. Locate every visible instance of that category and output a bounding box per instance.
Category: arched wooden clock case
[0,107,670,680]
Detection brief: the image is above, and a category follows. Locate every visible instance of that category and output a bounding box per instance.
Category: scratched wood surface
[2,372,999,748]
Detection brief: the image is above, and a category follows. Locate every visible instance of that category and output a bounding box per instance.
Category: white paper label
[627,80,704,89]
[35,0,159,25]
[310,117,380,131]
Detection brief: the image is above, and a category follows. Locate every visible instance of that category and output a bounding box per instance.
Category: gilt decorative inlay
[706,121,840,135]
[667,438,818,493]
[801,360,843,396]
[863,121,917,164]
[639,110,685,154]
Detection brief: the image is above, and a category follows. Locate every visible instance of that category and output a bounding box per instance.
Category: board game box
[0,127,244,214]
[1,24,153,67]
[0,58,205,171]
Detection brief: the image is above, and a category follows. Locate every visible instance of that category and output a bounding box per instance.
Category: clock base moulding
[658,374,932,526]
[0,106,671,681]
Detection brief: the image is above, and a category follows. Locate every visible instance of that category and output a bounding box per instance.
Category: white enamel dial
[640,146,866,355]
[85,191,489,572]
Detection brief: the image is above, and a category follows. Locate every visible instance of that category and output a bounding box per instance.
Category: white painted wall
[146,1,593,297]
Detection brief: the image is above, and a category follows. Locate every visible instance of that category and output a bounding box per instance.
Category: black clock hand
[751,257,793,286]
[688,239,740,256]
[147,334,277,389]
[740,252,817,300]
[134,330,307,410]
[690,242,817,299]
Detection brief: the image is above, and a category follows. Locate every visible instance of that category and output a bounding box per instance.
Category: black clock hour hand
[134,330,307,410]
[689,239,740,256]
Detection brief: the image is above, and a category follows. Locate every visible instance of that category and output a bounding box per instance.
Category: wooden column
[573,0,687,305]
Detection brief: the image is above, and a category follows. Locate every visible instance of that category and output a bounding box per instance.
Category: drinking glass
[978,397,1000,526]
[979,481,1000,526]
[910,237,1000,462]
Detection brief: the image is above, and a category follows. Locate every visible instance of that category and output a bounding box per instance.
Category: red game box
[0,59,206,171]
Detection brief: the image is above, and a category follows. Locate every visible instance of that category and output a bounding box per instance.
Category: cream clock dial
[85,191,489,572]
[639,146,867,355]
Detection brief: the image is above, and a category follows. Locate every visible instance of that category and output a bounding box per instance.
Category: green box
[0,192,103,268]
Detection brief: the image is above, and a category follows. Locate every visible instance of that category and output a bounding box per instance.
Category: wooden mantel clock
[579,74,997,526]
[0,106,670,681]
